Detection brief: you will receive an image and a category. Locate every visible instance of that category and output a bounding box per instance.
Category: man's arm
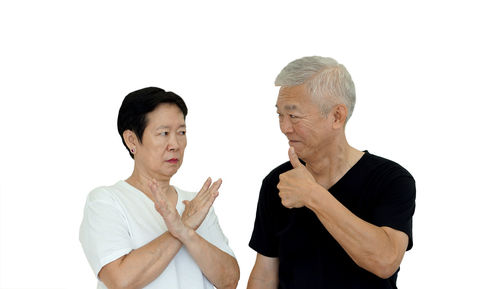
[247,254,279,289]
[278,148,409,279]
[308,188,408,278]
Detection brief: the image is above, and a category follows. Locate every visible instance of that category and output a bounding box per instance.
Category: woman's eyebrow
[156,124,186,129]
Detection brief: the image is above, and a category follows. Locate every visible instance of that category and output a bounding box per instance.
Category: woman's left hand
[149,179,189,239]
[181,177,222,230]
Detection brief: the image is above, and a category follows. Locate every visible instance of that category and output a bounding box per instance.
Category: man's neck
[304,137,364,189]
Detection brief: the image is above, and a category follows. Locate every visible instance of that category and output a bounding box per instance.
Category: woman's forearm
[180,229,240,289]
[99,232,182,289]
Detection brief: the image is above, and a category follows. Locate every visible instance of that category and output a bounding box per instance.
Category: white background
[1,0,499,288]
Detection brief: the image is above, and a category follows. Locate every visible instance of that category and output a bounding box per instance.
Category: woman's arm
[98,232,182,289]
[151,178,240,289]
[177,229,239,289]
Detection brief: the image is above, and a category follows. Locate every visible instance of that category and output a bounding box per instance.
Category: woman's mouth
[166,158,179,164]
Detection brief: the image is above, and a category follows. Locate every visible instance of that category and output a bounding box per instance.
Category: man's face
[276,84,334,162]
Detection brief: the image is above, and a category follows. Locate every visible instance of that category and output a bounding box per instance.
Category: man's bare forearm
[307,185,408,278]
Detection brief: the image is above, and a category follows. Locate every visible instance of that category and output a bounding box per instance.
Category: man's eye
[160,131,168,136]
[290,114,297,118]
[179,131,186,135]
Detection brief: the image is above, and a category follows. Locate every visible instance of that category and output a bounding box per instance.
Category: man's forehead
[276,85,309,111]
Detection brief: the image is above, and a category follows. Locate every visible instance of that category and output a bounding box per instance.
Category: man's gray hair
[275,56,356,121]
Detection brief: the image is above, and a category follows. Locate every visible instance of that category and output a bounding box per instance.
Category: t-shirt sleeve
[249,177,279,257]
[198,206,235,258]
[372,175,416,250]
[79,188,133,277]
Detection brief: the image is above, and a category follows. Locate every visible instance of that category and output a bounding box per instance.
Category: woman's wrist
[174,226,196,244]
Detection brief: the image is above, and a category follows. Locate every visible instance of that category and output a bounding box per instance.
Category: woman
[79,87,239,289]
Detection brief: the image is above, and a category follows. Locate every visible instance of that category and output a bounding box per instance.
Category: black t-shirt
[249,151,416,289]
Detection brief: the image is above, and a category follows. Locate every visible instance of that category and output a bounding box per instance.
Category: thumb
[183,200,190,207]
[288,146,303,168]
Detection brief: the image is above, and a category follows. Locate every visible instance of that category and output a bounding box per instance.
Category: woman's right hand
[181,177,222,230]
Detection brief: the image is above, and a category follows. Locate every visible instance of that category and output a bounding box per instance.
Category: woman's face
[134,103,187,180]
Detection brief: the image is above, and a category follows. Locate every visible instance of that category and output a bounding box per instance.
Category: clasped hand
[277,147,318,209]
[149,177,222,239]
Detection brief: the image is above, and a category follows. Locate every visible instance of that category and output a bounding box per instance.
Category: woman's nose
[167,135,179,151]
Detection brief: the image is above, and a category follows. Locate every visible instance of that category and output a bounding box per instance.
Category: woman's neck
[126,168,173,202]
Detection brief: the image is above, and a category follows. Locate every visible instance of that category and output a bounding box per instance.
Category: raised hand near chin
[181,177,222,230]
[277,147,318,209]
[149,179,188,239]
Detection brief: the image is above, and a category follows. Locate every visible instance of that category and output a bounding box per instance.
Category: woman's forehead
[146,104,186,127]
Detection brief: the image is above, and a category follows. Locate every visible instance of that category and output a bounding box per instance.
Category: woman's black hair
[117,87,188,159]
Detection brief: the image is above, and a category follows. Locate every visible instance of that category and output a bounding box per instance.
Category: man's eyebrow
[275,104,298,111]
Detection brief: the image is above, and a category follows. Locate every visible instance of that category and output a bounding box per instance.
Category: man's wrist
[306,182,328,210]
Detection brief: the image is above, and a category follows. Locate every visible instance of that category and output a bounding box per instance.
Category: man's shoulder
[362,151,414,180]
[262,161,294,183]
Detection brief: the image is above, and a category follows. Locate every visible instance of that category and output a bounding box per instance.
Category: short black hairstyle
[117,87,188,159]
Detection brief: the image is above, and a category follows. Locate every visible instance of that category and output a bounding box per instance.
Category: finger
[202,189,218,211]
[210,178,222,194]
[149,179,161,201]
[200,179,221,204]
[149,179,173,213]
[288,146,302,168]
[154,198,169,216]
[198,177,212,194]
[194,177,212,201]
[204,179,222,201]
[198,178,221,201]
[192,177,213,201]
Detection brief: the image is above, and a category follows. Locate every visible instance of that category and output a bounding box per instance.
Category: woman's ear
[123,130,138,153]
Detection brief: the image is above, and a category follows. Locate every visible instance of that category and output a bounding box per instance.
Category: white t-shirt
[79,180,235,289]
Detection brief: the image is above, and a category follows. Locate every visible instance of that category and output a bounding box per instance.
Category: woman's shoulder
[86,181,128,204]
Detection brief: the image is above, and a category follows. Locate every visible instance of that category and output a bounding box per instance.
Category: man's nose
[280,117,294,134]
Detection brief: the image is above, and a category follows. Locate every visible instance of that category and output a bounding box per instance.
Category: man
[247,56,416,289]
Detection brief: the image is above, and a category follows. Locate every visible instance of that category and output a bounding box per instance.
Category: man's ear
[123,130,138,152]
[330,104,348,129]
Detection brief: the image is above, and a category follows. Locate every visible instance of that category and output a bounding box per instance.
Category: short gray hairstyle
[275,56,356,121]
